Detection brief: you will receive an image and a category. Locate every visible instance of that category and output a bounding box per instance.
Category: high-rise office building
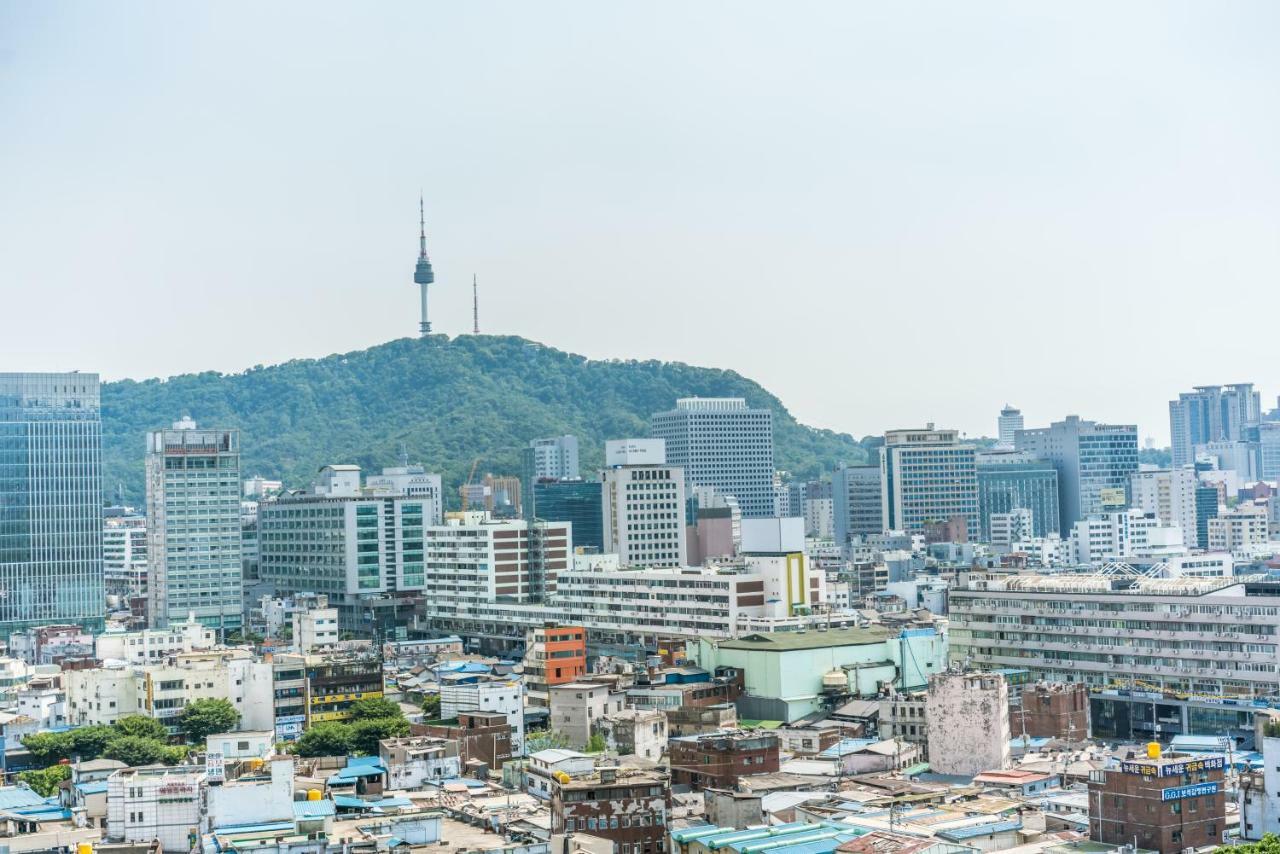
[650,398,775,518]
[1015,415,1138,533]
[1261,423,1280,481]
[364,465,444,522]
[602,439,687,567]
[0,373,105,632]
[145,417,243,630]
[1194,486,1220,551]
[880,427,978,535]
[533,479,604,551]
[997,405,1023,447]
[1129,468,1198,544]
[975,450,1060,540]
[258,464,442,632]
[1168,384,1261,469]
[831,464,884,544]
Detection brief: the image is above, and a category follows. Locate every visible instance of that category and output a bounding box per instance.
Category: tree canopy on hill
[102,335,872,503]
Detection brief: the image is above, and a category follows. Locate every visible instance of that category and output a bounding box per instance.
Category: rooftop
[715,627,892,652]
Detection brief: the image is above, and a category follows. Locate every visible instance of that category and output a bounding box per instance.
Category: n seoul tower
[413,194,435,335]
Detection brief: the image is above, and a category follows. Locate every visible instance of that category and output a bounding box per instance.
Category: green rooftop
[715,626,892,651]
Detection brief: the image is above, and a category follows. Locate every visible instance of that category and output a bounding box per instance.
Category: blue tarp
[0,787,49,810]
[293,799,337,819]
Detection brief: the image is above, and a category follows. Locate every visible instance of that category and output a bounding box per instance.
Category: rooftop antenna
[398,442,409,468]
[472,274,480,335]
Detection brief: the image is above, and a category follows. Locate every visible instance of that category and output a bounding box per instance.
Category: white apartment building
[804,497,835,540]
[1068,508,1186,564]
[549,681,628,749]
[1209,503,1271,555]
[880,427,978,535]
[1130,468,1199,543]
[526,436,581,481]
[107,766,206,852]
[427,514,570,606]
[439,678,525,755]
[66,651,273,731]
[602,439,687,568]
[651,397,776,519]
[380,737,462,790]
[292,606,340,652]
[990,509,1034,548]
[103,514,148,601]
[94,614,216,665]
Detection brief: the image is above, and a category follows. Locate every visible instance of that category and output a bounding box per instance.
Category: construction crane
[458,458,482,508]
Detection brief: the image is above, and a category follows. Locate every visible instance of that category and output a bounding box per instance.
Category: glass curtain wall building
[0,373,105,632]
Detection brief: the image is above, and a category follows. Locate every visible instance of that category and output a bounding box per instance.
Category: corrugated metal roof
[936,819,1023,841]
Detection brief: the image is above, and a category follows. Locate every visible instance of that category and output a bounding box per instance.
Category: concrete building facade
[1016,415,1139,533]
[924,671,1011,777]
[880,428,978,535]
[651,398,776,518]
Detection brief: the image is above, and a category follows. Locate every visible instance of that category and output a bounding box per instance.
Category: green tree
[177,698,239,743]
[348,697,403,721]
[103,736,181,767]
[293,723,355,758]
[585,733,607,753]
[525,730,572,754]
[23,725,117,765]
[1235,834,1280,853]
[349,716,410,755]
[113,714,169,741]
[421,694,441,718]
[16,764,71,796]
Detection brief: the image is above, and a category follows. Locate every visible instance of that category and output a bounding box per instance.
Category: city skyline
[5,3,1280,444]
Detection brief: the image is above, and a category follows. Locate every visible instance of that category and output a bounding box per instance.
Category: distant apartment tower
[976,450,1060,540]
[1016,415,1138,533]
[651,397,775,518]
[1169,383,1261,469]
[997,405,1023,447]
[146,418,242,630]
[832,464,884,544]
[1129,468,1198,544]
[880,427,978,535]
[103,513,148,601]
[602,439,688,567]
[0,373,105,633]
[1195,486,1220,550]
[525,436,580,481]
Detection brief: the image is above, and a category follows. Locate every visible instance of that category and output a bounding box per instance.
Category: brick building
[551,766,671,854]
[1088,750,1225,853]
[1011,682,1089,741]
[413,711,513,769]
[668,731,780,789]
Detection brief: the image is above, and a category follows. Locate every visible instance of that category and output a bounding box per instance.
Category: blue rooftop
[819,738,877,758]
[75,780,109,796]
[333,795,415,810]
[212,820,295,835]
[937,819,1023,842]
[293,799,336,819]
[0,787,49,810]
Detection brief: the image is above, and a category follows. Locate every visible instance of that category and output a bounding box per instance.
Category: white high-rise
[1129,468,1197,545]
[601,439,687,568]
[146,418,242,630]
[651,398,775,518]
[526,436,580,481]
[997,405,1023,447]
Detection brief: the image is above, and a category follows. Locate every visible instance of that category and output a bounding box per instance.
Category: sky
[2,2,1278,445]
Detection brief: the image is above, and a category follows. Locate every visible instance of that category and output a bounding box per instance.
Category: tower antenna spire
[472,274,480,335]
[413,192,435,335]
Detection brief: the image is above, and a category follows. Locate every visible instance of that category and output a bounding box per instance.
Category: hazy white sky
[3,2,1278,444]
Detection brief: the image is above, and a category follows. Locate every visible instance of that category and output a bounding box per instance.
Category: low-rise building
[413,710,513,769]
[523,624,586,707]
[1088,748,1225,852]
[440,676,525,755]
[669,731,780,789]
[379,736,461,789]
[107,766,206,853]
[592,708,667,760]
[1010,682,1089,741]
[666,703,737,737]
[526,748,595,800]
[550,765,671,853]
[549,682,627,750]
[94,615,216,665]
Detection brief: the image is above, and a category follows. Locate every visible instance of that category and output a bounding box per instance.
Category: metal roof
[715,628,892,652]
